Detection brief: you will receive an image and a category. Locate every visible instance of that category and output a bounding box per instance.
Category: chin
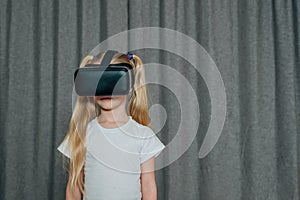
[99,100,121,110]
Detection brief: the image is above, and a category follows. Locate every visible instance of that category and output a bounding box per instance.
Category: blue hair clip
[127,53,134,60]
[127,53,136,65]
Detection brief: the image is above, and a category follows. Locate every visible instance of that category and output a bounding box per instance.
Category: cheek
[94,96,101,103]
[113,96,126,105]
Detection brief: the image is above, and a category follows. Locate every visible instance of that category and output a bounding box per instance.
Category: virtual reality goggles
[74,50,135,96]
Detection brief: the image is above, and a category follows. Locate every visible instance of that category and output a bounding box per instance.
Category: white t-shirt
[57,116,165,200]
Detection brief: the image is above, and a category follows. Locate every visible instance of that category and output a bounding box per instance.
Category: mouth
[100,96,113,100]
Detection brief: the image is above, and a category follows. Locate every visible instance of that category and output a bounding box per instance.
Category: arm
[66,161,83,200]
[140,157,157,200]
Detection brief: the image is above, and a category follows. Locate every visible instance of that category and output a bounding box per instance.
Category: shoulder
[86,118,98,135]
[87,118,97,129]
[129,117,155,139]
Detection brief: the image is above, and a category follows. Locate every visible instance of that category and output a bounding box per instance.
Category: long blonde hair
[64,51,150,195]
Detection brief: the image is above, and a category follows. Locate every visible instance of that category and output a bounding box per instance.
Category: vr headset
[74,50,135,96]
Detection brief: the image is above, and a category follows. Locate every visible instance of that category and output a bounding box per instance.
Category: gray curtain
[0,0,299,199]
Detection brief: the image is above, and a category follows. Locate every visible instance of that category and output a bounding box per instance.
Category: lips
[100,96,112,100]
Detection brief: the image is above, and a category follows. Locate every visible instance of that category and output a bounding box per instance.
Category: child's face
[93,60,132,113]
[94,95,127,111]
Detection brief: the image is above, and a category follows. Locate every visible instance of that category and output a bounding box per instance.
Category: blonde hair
[64,51,150,195]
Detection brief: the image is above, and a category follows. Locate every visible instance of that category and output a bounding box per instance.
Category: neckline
[95,116,132,132]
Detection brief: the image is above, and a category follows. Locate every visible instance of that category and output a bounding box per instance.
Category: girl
[57,51,165,200]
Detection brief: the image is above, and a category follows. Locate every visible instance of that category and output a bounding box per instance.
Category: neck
[98,105,129,123]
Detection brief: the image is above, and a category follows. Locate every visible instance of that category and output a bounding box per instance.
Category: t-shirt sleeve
[139,127,165,164]
[57,137,71,159]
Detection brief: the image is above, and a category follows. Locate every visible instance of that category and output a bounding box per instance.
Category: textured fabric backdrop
[0,0,299,199]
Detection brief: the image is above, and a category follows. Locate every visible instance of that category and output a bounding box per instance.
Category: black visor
[74,50,135,96]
